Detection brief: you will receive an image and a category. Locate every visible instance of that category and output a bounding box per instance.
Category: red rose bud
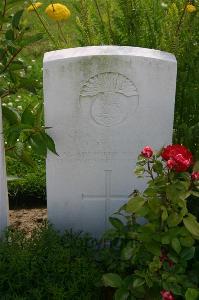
[191,171,199,181]
[161,290,175,300]
[141,146,153,158]
[161,144,193,172]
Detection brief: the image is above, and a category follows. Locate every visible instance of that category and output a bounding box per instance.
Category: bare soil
[9,208,47,236]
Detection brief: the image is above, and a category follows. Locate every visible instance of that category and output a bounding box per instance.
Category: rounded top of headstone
[43,46,176,65]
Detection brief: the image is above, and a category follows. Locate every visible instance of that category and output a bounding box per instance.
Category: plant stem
[1,47,23,74]
[147,160,154,180]
[29,0,58,48]
[0,0,7,32]
[57,21,68,45]
[172,0,188,52]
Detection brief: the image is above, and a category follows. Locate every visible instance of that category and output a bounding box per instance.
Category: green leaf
[183,216,199,238]
[102,273,123,288]
[121,245,133,260]
[41,132,58,155]
[9,60,25,71]
[21,107,35,126]
[109,217,124,231]
[12,9,24,29]
[181,247,195,261]
[5,29,14,41]
[126,196,145,214]
[152,160,163,174]
[145,241,161,256]
[2,106,20,125]
[167,212,183,227]
[180,236,194,247]
[161,206,168,222]
[185,288,199,300]
[29,133,47,157]
[19,33,43,47]
[133,278,145,288]
[114,288,129,300]
[134,166,144,177]
[171,238,181,254]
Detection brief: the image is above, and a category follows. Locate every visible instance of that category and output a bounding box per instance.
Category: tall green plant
[0,0,57,166]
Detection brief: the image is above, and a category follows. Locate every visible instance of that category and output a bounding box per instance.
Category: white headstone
[43,46,177,237]
[0,102,9,236]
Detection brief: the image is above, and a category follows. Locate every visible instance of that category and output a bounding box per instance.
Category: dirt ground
[9,208,47,236]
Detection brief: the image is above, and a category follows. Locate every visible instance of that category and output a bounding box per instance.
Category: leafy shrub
[0,224,103,299]
[102,145,199,300]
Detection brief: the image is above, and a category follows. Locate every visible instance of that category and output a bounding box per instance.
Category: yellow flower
[27,2,43,12]
[186,4,197,13]
[45,3,71,21]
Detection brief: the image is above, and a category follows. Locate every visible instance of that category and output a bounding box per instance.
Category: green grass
[0,224,103,299]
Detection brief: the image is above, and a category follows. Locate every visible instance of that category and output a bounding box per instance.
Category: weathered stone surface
[43,46,177,237]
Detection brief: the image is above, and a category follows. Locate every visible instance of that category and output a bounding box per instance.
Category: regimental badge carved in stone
[80,72,139,127]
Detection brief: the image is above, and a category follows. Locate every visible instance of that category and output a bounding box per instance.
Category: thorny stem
[29,0,58,48]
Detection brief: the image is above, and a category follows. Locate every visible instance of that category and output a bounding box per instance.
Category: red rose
[161,290,175,300]
[161,144,193,172]
[141,146,153,158]
[191,171,199,181]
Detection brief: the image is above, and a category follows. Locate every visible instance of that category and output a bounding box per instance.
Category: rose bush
[102,145,199,300]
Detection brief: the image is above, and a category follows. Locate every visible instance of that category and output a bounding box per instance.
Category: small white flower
[161,2,168,8]
[28,145,32,149]
[2,103,7,106]
[17,106,22,110]
[17,95,21,99]
[28,65,32,69]
[8,102,13,106]
[32,59,36,63]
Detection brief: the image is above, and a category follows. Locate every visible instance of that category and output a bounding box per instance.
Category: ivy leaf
[102,273,123,288]
[126,196,145,213]
[183,216,199,238]
[185,288,199,300]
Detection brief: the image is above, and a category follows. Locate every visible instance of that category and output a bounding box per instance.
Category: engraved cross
[82,170,129,229]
